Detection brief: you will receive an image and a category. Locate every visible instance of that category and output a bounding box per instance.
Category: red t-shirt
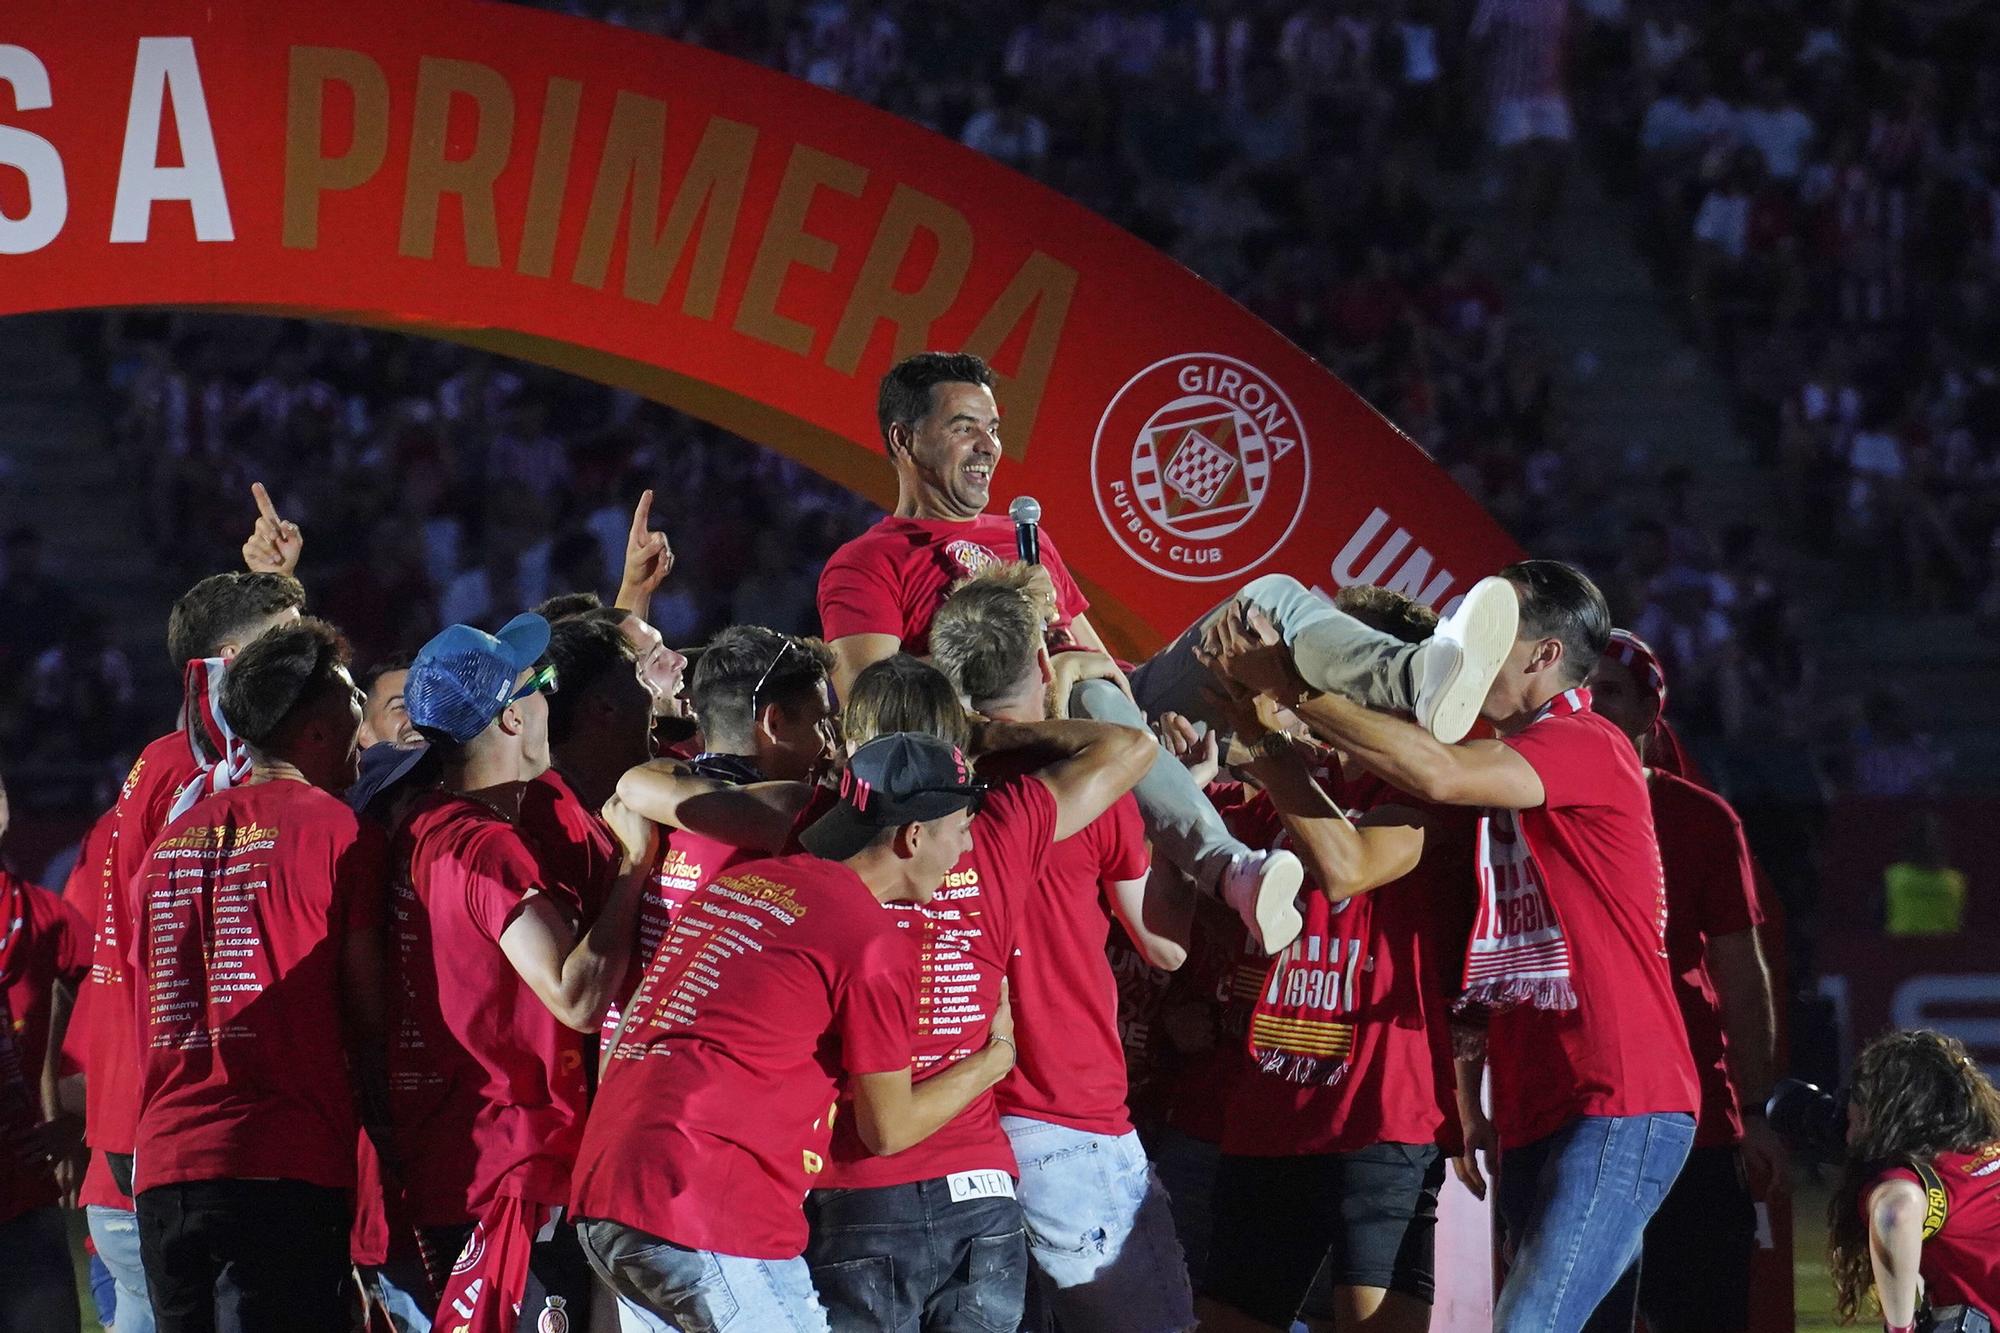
[997,792,1148,1135]
[817,514,1090,655]
[571,856,917,1260]
[86,731,205,1161]
[1219,787,1473,1157]
[131,782,386,1194]
[59,812,128,1211]
[604,825,759,1040]
[516,769,620,926]
[0,874,91,1224]
[387,793,588,1224]
[1870,1143,2000,1313]
[1486,704,1700,1149]
[1651,771,1765,1148]
[819,776,1057,1189]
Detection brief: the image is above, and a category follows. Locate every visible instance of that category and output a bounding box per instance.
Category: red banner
[0,0,1518,656]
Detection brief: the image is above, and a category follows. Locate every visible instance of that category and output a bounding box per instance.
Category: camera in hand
[1921,1305,1992,1333]
[1766,1077,1850,1162]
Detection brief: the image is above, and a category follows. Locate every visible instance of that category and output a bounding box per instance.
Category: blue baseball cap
[406,613,551,744]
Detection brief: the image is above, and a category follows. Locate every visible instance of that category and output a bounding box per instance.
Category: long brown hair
[842,654,972,751]
[1828,1029,2000,1321]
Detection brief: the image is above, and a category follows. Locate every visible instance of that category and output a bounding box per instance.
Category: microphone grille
[1008,495,1042,525]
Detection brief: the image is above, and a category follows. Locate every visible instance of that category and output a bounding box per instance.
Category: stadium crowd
[1578,0,2000,619]
[0,0,1826,804]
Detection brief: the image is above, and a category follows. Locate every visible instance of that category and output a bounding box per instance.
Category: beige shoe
[1221,850,1305,954]
[1413,576,1520,743]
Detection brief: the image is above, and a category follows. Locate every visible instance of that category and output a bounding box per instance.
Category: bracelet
[989,1034,1017,1059]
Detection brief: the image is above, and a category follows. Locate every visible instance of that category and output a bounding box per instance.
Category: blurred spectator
[1582,0,2000,617]
[18,609,137,774]
[1882,811,1966,937]
[1848,688,1948,798]
[961,76,1050,174]
[0,527,70,678]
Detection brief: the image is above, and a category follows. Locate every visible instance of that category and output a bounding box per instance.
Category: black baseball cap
[801,732,986,861]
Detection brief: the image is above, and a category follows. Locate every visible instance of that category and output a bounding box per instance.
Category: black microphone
[1009,495,1042,566]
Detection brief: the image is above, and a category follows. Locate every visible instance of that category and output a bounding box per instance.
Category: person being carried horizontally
[818,351,1521,956]
[1207,559,1699,1332]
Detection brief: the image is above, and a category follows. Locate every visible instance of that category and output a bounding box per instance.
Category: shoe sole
[1423,577,1520,744]
[1252,851,1305,954]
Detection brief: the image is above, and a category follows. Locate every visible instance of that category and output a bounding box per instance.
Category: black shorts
[1638,1143,1756,1333]
[1202,1142,1445,1328]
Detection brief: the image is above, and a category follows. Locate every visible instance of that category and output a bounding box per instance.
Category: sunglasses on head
[510,662,559,701]
[751,638,800,709]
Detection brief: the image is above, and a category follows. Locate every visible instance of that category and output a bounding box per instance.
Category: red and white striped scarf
[1248,885,1366,1086]
[167,657,252,823]
[1461,688,1587,1013]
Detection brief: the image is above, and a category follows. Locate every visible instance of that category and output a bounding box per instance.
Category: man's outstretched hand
[616,489,674,615]
[1201,603,1308,703]
[241,482,303,576]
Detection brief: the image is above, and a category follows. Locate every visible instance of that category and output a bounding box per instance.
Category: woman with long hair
[1828,1029,2000,1327]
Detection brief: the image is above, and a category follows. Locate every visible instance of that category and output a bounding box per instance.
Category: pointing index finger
[251,481,281,523]
[628,489,655,544]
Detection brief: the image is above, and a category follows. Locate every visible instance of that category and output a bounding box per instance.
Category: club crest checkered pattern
[1131,399,1273,540]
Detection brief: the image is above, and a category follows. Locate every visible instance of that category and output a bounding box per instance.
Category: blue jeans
[1002,1117,1194,1333]
[0,1204,80,1331]
[364,1262,433,1332]
[87,1203,156,1333]
[576,1218,828,1332]
[1494,1113,1696,1333]
[805,1177,1026,1333]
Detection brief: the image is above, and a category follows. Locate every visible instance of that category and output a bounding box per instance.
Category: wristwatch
[1252,732,1293,762]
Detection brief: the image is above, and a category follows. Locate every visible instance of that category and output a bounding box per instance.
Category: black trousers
[136,1178,351,1333]
[806,1179,1029,1333]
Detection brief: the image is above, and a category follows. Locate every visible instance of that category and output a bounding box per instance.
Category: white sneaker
[1412,576,1520,744]
[1220,850,1304,954]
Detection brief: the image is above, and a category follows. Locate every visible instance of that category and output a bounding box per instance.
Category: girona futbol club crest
[450,1223,486,1276]
[1090,353,1311,583]
[536,1297,570,1333]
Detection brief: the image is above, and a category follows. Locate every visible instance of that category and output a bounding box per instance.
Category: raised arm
[614,489,675,616]
[1292,692,1545,811]
[616,761,814,853]
[1241,733,1426,901]
[972,717,1154,839]
[241,481,304,575]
